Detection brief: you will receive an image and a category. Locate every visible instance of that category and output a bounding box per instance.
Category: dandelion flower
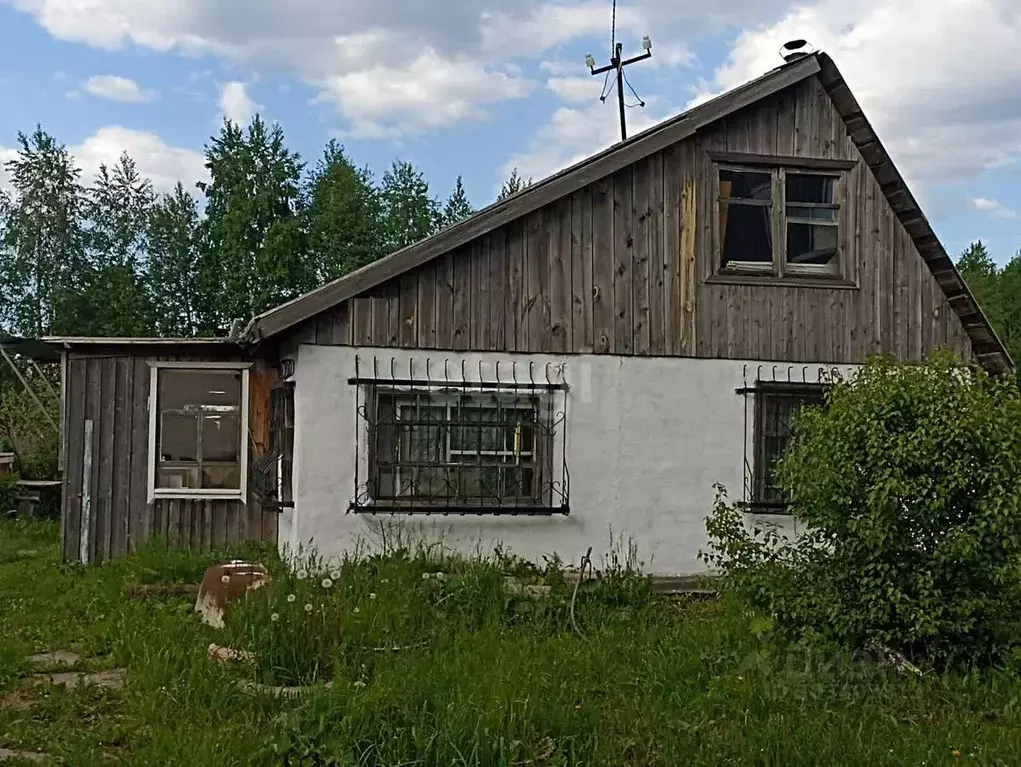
[304,603,314,613]
[220,574,231,584]
[435,572,446,581]
[270,613,280,622]
[286,594,296,603]
[321,578,333,589]
[353,607,360,614]
[421,572,431,580]
[330,570,340,580]
[369,592,377,600]
[296,569,308,580]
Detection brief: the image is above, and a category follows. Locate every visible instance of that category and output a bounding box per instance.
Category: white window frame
[147,361,252,503]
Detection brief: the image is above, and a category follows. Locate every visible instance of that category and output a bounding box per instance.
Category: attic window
[716,162,844,280]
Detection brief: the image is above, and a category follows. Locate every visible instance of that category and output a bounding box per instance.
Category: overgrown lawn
[2,520,1020,765]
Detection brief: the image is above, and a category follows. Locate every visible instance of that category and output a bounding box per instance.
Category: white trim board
[147,363,250,504]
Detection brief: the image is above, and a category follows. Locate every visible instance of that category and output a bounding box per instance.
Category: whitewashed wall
[279,345,856,575]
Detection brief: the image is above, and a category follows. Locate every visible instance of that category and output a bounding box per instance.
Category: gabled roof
[244,53,1011,375]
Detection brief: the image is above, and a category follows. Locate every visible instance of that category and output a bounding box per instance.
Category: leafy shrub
[702,353,1021,668]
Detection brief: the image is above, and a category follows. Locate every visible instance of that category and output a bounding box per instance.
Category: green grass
[3,520,1021,765]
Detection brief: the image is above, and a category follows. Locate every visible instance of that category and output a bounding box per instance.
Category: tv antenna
[584,0,652,141]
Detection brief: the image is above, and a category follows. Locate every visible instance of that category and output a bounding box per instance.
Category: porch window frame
[711,154,850,283]
[146,360,252,503]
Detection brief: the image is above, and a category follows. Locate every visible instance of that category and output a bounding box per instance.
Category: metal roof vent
[779,39,814,63]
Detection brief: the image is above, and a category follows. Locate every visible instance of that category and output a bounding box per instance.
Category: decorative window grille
[753,384,826,506]
[251,364,295,511]
[350,356,569,516]
[736,366,831,512]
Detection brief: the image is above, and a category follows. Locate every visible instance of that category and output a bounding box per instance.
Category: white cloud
[70,127,207,195]
[219,81,259,125]
[502,98,674,185]
[547,76,603,105]
[316,48,533,137]
[1,129,204,200]
[701,0,1021,184]
[970,197,1018,220]
[0,146,18,196]
[2,0,706,136]
[82,74,156,103]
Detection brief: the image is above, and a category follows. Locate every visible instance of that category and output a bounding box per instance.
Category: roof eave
[815,53,1013,375]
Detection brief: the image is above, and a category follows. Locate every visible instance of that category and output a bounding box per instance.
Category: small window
[716,163,843,280]
[368,390,552,508]
[148,364,250,500]
[754,385,826,507]
[271,382,295,505]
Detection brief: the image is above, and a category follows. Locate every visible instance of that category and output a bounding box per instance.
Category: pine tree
[79,153,156,335]
[441,175,474,228]
[497,167,531,201]
[379,159,440,253]
[305,140,382,282]
[0,126,87,337]
[148,183,200,336]
[195,116,308,333]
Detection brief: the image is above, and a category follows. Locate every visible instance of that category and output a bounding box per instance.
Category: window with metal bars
[251,380,295,510]
[753,384,826,508]
[365,388,558,510]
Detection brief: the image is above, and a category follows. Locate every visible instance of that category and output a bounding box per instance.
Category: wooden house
[43,52,1010,572]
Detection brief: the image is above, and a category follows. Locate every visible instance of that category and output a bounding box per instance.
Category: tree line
[0,119,532,340]
[955,240,1021,365]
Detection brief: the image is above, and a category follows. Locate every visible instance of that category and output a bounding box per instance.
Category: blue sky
[2,0,1020,264]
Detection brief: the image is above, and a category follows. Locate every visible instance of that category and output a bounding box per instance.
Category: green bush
[702,353,1021,668]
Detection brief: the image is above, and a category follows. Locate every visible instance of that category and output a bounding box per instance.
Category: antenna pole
[614,44,627,140]
[588,39,652,142]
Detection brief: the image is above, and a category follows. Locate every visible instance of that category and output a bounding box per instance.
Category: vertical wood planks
[385,282,401,347]
[111,357,132,560]
[352,296,373,345]
[571,188,594,353]
[435,253,454,349]
[663,146,682,356]
[525,209,550,351]
[591,176,615,354]
[612,168,634,355]
[488,228,507,350]
[225,77,984,368]
[507,221,526,352]
[399,271,418,347]
[550,197,573,353]
[647,153,666,354]
[452,246,472,350]
[679,175,698,356]
[470,239,491,350]
[62,358,86,561]
[84,358,102,564]
[632,158,651,355]
[93,359,114,562]
[417,263,438,349]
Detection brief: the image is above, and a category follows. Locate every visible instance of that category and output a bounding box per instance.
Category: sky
[1,0,1020,264]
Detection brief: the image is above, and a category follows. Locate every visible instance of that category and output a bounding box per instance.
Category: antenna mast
[584,0,653,141]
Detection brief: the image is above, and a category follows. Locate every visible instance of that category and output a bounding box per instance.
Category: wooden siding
[61,350,278,564]
[282,75,974,366]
